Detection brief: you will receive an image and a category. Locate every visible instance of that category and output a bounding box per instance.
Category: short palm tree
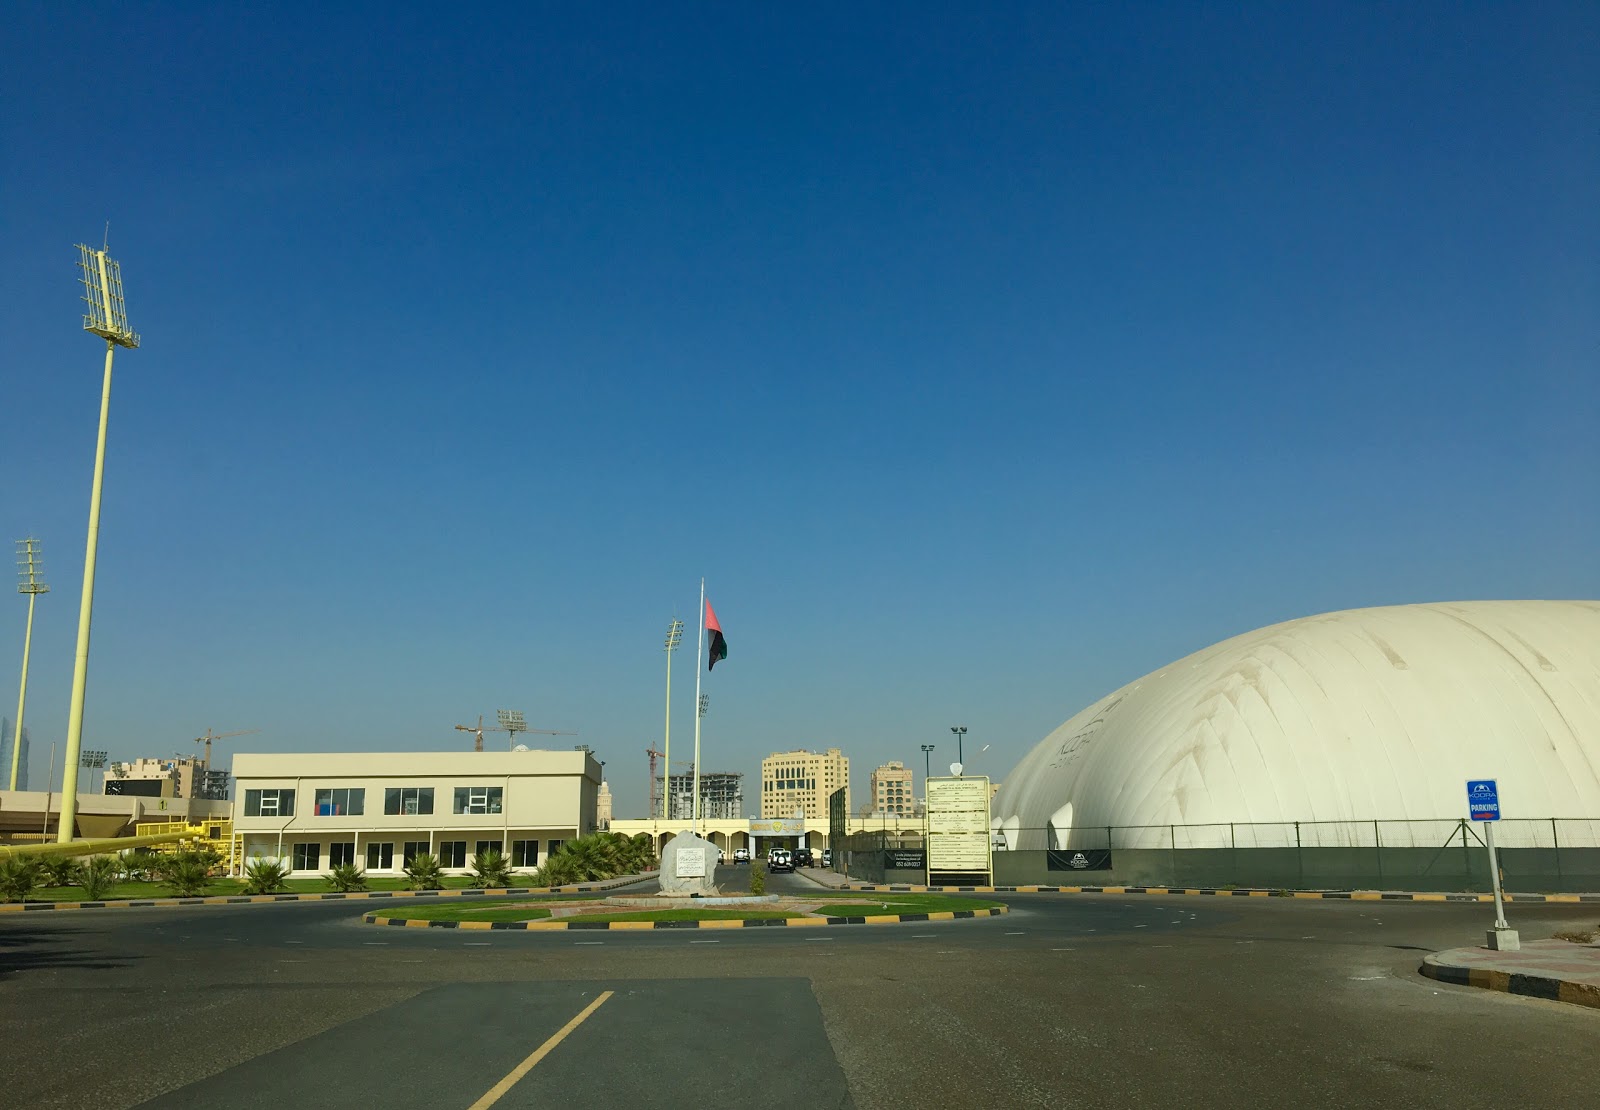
[41,856,83,888]
[469,850,514,888]
[403,852,444,891]
[243,857,291,895]
[326,863,368,892]
[161,851,212,897]
[80,856,121,900]
[0,858,42,903]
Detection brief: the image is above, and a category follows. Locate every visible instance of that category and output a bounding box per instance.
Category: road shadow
[0,923,137,979]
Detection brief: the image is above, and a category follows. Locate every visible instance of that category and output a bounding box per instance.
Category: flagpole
[692,577,705,836]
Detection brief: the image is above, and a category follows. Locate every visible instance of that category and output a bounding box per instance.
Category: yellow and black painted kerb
[0,877,644,915]
[841,884,1600,903]
[361,906,1010,931]
[1421,960,1600,1009]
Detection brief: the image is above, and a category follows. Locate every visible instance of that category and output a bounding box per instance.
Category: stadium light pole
[662,619,683,819]
[58,244,140,843]
[11,539,48,790]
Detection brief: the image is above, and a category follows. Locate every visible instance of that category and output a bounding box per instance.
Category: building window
[403,841,431,865]
[384,787,434,816]
[314,788,365,816]
[438,841,467,868]
[366,843,394,869]
[475,840,501,860]
[329,842,357,867]
[453,786,504,815]
[243,788,295,817]
[511,840,539,867]
[547,839,564,857]
[292,843,320,871]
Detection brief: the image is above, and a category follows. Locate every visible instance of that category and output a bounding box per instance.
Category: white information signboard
[925,776,993,879]
[675,846,707,878]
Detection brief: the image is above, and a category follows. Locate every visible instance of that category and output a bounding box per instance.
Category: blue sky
[2,3,1596,816]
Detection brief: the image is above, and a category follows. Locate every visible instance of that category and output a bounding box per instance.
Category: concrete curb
[361,905,1009,930]
[840,883,1600,902]
[1421,947,1600,1010]
[0,873,654,915]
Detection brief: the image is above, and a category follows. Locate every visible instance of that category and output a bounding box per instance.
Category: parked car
[733,847,751,864]
[768,848,794,873]
[792,847,815,868]
[821,849,833,868]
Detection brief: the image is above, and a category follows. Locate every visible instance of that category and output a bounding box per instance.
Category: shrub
[80,856,121,900]
[0,857,42,903]
[120,851,157,882]
[41,856,83,888]
[243,857,290,895]
[470,850,514,889]
[749,862,766,896]
[1552,928,1597,944]
[403,853,444,891]
[326,863,368,892]
[161,852,213,897]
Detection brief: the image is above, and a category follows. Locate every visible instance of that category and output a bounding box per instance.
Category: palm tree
[161,852,212,897]
[469,850,514,888]
[0,858,41,903]
[80,856,121,900]
[326,863,369,892]
[243,857,290,895]
[403,852,444,891]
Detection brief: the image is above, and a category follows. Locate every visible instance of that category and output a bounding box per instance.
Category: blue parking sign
[1467,779,1500,821]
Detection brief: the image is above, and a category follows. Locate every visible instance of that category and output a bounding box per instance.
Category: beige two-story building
[232,749,601,875]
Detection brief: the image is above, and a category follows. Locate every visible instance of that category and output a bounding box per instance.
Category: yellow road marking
[467,991,614,1109]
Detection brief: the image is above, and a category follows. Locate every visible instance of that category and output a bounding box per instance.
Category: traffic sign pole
[1483,819,1508,930]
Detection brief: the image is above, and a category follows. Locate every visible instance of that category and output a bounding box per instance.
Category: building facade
[596,781,613,829]
[665,770,744,821]
[232,749,600,874]
[105,756,230,800]
[760,747,848,822]
[869,760,914,817]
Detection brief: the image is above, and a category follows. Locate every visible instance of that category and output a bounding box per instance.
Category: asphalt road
[2,867,1596,1109]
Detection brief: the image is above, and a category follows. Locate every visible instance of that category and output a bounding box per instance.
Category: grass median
[812,893,1006,916]
[371,891,1005,925]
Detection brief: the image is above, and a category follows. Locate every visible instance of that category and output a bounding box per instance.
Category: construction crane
[192,728,258,771]
[456,714,577,752]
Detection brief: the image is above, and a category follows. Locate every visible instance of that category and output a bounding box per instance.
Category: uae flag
[706,599,728,670]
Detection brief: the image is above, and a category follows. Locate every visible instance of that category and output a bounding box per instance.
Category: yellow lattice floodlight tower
[133,818,242,873]
[77,244,140,349]
[57,244,140,843]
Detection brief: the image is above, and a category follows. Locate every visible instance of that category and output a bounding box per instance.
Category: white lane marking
[284,939,303,944]
[1133,924,1148,928]
[363,942,388,946]
[1350,975,1385,981]
[465,942,491,946]
[806,937,833,942]
[1152,945,1173,949]
[1052,947,1076,952]
[912,934,937,938]
[689,939,720,944]
[574,941,604,945]
[1005,931,1025,935]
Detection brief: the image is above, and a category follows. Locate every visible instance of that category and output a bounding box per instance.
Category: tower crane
[192,728,259,771]
[455,714,578,751]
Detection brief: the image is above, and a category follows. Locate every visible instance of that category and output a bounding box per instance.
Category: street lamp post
[58,244,140,843]
[950,725,967,773]
[920,743,935,786]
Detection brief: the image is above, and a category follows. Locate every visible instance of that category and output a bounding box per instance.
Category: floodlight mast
[662,619,683,819]
[11,538,49,790]
[58,245,140,843]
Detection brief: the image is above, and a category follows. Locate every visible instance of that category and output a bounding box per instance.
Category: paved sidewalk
[1422,939,1600,1009]
[796,867,851,889]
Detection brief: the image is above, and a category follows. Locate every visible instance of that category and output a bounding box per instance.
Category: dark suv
[792,848,815,868]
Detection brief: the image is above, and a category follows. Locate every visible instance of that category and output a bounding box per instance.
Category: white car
[733,848,751,864]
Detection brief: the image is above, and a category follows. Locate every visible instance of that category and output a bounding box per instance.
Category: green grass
[560,908,803,923]
[812,893,1005,916]
[379,904,557,922]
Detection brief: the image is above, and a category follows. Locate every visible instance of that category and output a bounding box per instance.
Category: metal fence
[837,817,1600,893]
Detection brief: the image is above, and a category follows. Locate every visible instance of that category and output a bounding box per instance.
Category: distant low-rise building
[869,761,914,817]
[232,749,601,875]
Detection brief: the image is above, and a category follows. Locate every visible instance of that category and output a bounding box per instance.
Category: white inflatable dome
[993,601,1600,850]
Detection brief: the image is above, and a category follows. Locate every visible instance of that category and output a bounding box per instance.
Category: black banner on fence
[1047,848,1113,871]
[885,849,927,870]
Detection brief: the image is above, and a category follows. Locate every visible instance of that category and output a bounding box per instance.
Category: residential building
[232,749,600,875]
[102,755,231,801]
[665,770,744,821]
[760,747,848,822]
[869,760,914,817]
